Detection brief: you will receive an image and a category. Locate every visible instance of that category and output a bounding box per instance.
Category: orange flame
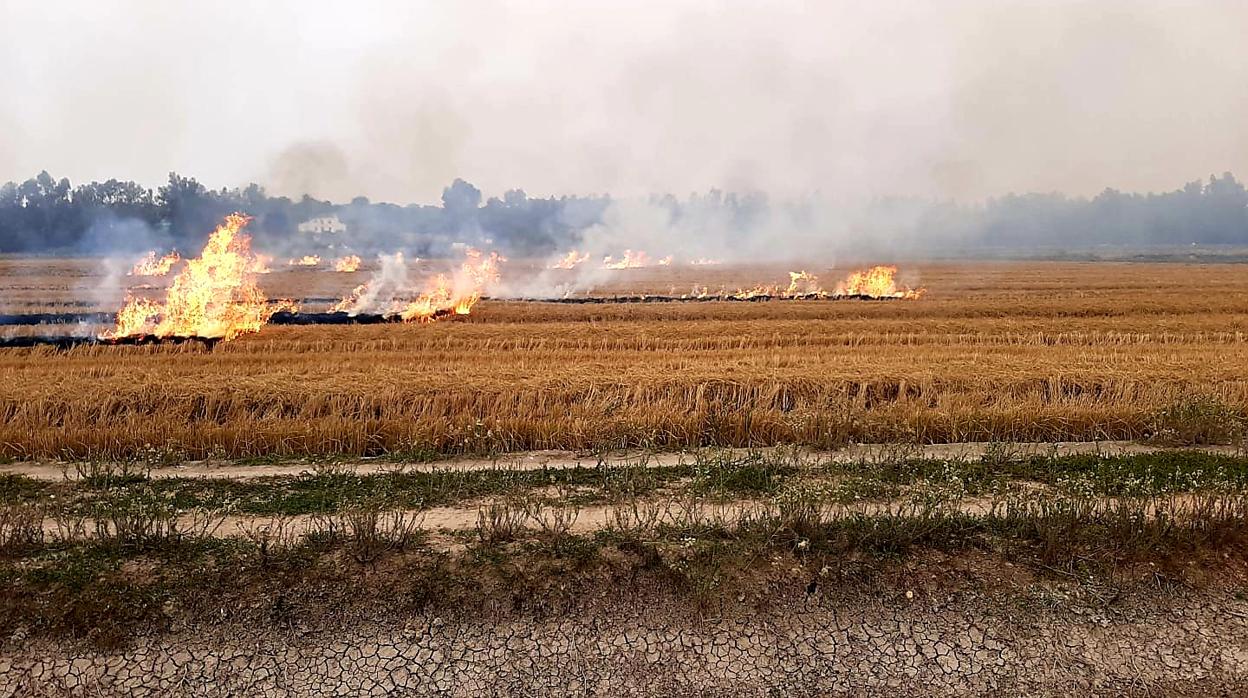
[786,271,822,296]
[689,258,722,266]
[287,255,321,267]
[107,214,292,340]
[128,251,181,277]
[399,248,503,321]
[602,250,651,269]
[727,284,781,300]
[658,256,673,266]
[833,265,924,299]
[725,266,924,300]
[331,283,368,313]
[549,251,590,269]
[333,255,361,272]
[332,249,504,321]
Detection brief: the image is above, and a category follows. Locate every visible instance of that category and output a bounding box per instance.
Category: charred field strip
[0,296,900,350]
[0,310,411,328]
[485,292,905,303]
[0,312,116,326]
[0,294,897,328]
[0,334,223,351]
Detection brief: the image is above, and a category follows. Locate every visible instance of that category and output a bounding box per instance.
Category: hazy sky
[1,1,1245,204]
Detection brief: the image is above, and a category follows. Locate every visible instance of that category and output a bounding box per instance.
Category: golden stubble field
[1,259,1246,459]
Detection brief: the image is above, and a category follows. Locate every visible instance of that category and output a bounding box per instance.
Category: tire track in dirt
[4,441,1241,481]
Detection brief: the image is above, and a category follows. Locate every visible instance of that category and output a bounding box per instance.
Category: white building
[297,215,346,235]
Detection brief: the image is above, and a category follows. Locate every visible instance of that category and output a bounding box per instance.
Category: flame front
[399,248,503,321]
[725,265,923,300]
[332,249,504,322]
[288,255,321,267]
[602,250,651,269]
[689,258,722,266]
[333,255,361,272]
[549,251,590,269]
[128,251,181,277]
[833,265,924,299]
[107,214,290,340]
[331,283,369,313]
[786,271,822,296]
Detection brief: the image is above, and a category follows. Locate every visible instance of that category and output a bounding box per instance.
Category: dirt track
[4,441,1240,482]
[7,441,1247,696]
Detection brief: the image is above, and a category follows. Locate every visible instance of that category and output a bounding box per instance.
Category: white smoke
[335,252,410,315]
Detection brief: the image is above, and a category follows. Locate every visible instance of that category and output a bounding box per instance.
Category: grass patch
[131,461,698,516]
[689,448,797,496]
[841,450,1248,496]
[0,473,49,504]
[12,450,1248,520]
[1147,395,1246,446]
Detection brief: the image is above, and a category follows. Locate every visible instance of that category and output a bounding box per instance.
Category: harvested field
[2,253,1248,695]
[0,261,1246,459]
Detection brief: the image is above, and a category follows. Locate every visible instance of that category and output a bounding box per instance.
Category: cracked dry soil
[3,587,1247,696]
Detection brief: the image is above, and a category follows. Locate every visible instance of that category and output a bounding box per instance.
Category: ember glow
[128,251,181,277]
[107,214,293,340]
[549,251,590,269]
[288,255,321,267]
[833,265,924,299]
[333,255,362,272]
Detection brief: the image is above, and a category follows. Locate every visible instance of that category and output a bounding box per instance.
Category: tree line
[0,172,611,255]
[0,170,1245,255]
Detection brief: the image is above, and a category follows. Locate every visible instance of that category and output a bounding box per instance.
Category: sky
[0,0,1245,205]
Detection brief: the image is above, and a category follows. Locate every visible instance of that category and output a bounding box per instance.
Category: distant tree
[503,188,527,207]
[157,172,221,243]
[441,178,482,216]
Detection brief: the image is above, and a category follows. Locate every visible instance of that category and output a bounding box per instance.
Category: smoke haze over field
[1,1,1245,205]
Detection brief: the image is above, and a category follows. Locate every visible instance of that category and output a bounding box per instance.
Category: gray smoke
[2,2,1243,204]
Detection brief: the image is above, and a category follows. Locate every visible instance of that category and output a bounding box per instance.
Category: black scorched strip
[266,311,406,325]
[0,295,895,328]
[0,308,456,329]
[0,312,116,326]
[0,335,221,351]
[482,293,902,304]
[268,309,462,324]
